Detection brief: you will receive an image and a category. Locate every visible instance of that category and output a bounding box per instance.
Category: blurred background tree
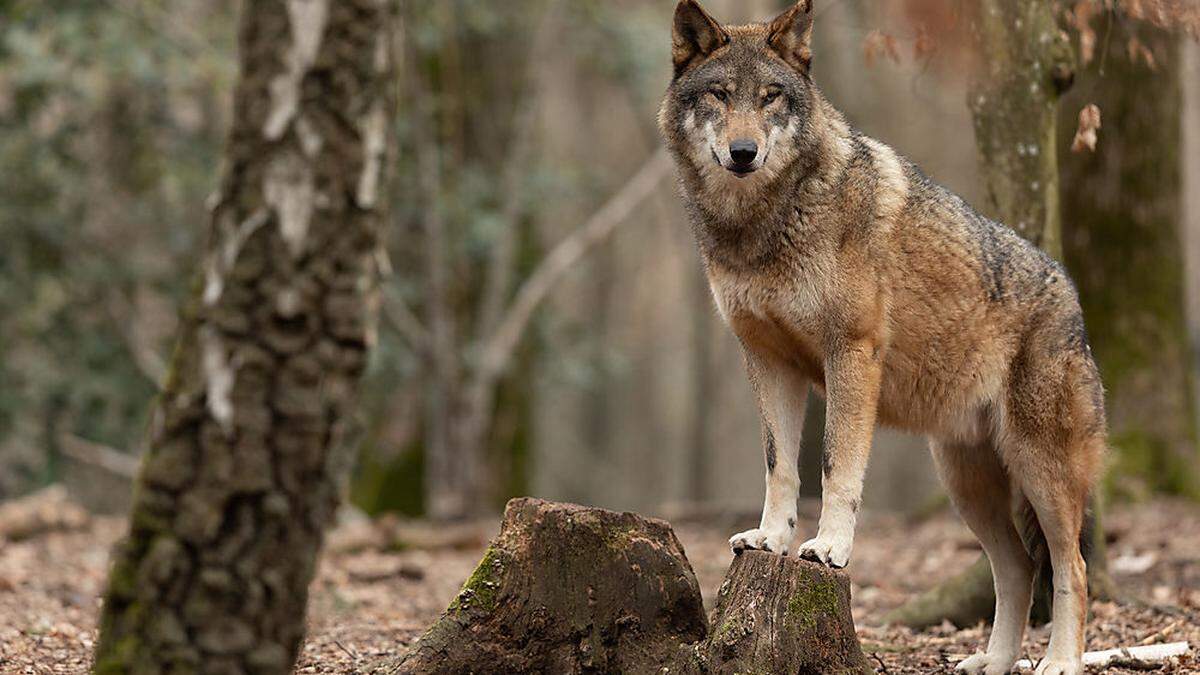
[0,0,236,502]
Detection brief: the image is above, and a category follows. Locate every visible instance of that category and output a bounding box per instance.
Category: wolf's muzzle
[729,139,759,175]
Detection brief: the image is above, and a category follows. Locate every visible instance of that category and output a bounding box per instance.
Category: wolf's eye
[708,88,729,104]
[762,89,782,106]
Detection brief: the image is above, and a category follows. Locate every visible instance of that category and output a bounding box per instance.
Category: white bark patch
[276,287,303,318]
[203,210,269,306]
[356,102,388,208]
[265,152,316,258]
[296,115,324,157]
[264,0,330,140]
[200,326,235,435]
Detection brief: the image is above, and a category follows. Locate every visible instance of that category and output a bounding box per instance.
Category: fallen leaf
[863,30,901,67]
[913,26,936,60]
[1067,0,1100,66]
[1126,36,1157,69]
[1071,103,1102,153]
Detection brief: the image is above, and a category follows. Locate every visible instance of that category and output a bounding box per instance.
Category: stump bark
[390,498,708,673]
[390,499,868,674]
[680,551,869,675]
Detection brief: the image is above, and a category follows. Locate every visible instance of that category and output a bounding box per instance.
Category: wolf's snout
[729,139,759,172]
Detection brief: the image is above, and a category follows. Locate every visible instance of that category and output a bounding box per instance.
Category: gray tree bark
[93,1,395,672]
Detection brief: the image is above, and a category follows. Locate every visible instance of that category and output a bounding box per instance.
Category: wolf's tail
[1016,496,1095,622]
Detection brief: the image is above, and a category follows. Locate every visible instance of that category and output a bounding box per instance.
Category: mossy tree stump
[681,550,868,675]
[389,499,868,674]
[390,498,708,673]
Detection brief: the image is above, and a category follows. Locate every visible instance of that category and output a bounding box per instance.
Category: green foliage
[0,0,235,494]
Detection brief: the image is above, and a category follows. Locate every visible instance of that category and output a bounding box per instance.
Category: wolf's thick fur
[659,3,1106,674]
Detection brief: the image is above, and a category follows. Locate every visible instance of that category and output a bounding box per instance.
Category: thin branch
[106,290,168,389]
[475,3,560,341]
[57,433,140,480]
[474,146,673,385]
[382,288,432,355]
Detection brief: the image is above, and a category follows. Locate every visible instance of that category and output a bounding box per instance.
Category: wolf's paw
[728,527,790,555]
[1033,657,1082,675]
[955,652,1017,675]
[797,533,852,568]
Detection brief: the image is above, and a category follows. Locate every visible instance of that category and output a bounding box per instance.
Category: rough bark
[389,499,868,674]
[389,498,708,673]
[680,551,869,675]
[967,0,1074,258]
[93,1,394,672]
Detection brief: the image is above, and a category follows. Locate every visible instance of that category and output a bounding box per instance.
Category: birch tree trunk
[93,1,394,671]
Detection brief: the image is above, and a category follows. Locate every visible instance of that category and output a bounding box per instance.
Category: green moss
[712,616,748,646]
[448,546,505,614]
[786,578,840,630]
[94,635,141,675]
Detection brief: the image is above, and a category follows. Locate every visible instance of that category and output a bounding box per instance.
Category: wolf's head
[659,0,818,198]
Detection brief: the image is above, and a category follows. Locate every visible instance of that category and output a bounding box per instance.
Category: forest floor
[0,491,1198,674]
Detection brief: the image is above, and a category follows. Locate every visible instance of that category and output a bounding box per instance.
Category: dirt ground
[1,494,1198,673]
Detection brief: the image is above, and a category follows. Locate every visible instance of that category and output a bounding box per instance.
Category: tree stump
[389,499,868,674]
[681,551,869,675]
[390,498,708,674]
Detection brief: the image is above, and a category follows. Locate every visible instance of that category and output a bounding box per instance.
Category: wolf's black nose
[729,139,758,166]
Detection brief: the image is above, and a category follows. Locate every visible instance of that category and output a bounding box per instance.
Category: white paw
[956,652,1017,675]
[797,533,852,568]
[728,527,791,555]
[1033,657,1082,675]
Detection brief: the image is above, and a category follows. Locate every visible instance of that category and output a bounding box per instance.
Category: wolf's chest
[707,265,830,377]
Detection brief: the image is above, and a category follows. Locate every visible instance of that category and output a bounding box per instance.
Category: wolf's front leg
[798,340,881,568]
[729,349,809,556]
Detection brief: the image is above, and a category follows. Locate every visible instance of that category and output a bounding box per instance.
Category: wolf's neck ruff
[680,92,857,271]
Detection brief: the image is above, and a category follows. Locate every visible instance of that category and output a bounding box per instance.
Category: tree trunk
[93,2,394,672]
[1185,39,1200,438]
[687,266,716,502]
[967,0,1073,258]
[390,499,868,675]
[1063,26,1200,500]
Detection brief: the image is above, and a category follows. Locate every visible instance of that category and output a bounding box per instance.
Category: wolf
[658,2,1107,674]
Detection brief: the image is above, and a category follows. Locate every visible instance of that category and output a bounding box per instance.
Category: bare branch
[382,288,433,354]
[106,291,168,389]
[57,433,140,480]
[474,147,673,385]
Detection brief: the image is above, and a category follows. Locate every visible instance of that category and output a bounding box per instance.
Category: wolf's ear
[767,0,815,73]
[672,0,729,78]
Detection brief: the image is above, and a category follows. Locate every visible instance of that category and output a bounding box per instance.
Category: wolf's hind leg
[1014,460,1089,675]
[729,349,809,556]
[931,439,1033,675]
